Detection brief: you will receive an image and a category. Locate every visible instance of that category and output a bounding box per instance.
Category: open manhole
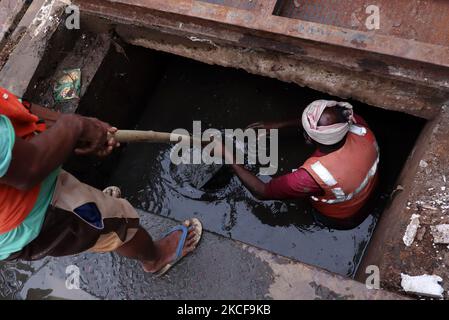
[30,41,422,277]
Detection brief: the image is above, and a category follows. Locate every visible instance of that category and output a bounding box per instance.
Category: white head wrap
[302,100,354,145]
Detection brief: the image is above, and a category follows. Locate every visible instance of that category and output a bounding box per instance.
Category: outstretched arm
[216,144,269,199]
[0,114,118,190]
[247,118,301,130]
[230,163,324,201]
[230,164,269,200]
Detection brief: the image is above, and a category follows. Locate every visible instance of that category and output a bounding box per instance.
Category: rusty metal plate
[274,0,449,47]
[74,0,449,68]
[196,0,258,11]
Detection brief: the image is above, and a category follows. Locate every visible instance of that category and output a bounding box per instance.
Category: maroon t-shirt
[264,114,368,200]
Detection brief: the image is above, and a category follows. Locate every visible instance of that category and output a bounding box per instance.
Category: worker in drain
[0,87,202,275]
[225,100,379,228]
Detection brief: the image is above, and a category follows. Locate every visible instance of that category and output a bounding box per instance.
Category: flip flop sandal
[155,218,203,277]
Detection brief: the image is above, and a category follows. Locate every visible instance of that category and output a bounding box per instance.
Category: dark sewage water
[67,46,425,277]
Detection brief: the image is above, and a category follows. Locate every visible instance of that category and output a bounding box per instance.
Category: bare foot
[142,220,201,273]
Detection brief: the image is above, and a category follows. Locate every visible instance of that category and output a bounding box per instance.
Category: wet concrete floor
[0,210,405,300]
[0,211,276,300]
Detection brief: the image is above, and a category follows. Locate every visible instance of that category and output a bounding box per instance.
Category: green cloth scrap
[53,68,81,102]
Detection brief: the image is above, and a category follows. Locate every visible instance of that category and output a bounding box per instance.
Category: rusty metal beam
[74,0,449,119]
[74,0,449,68]
[275,0,449,47]
[110,22,446,120]
[74,0,449,92]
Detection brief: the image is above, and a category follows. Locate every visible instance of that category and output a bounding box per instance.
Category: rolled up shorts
[6,171,140,261]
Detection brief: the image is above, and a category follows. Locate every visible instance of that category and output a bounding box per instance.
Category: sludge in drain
[65,44,425,277]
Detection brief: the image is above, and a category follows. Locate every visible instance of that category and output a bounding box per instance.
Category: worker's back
[301,123,379,219]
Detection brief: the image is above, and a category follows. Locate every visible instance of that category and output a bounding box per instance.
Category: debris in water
[403,214,420,246]
[400,273,444,298]
[430,224,449,244]
[53,69,81,102]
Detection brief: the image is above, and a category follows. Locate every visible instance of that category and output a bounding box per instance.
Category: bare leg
[104,189,200,272]
[114,226,198,273]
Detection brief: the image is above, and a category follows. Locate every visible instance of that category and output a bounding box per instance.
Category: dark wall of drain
[63,45,424,276]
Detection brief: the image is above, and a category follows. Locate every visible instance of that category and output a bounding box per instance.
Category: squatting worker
[0,87,202,275]
[224,100,379,228]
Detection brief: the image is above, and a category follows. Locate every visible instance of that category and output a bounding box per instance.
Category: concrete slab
[0,0,28,46]
[0,0,68,96]
[9,0,50,41]
[27,32,112,113]
[0,0,31,69]
[358,105,449,299]
[0,210,404,300]
[113,24,446,120]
